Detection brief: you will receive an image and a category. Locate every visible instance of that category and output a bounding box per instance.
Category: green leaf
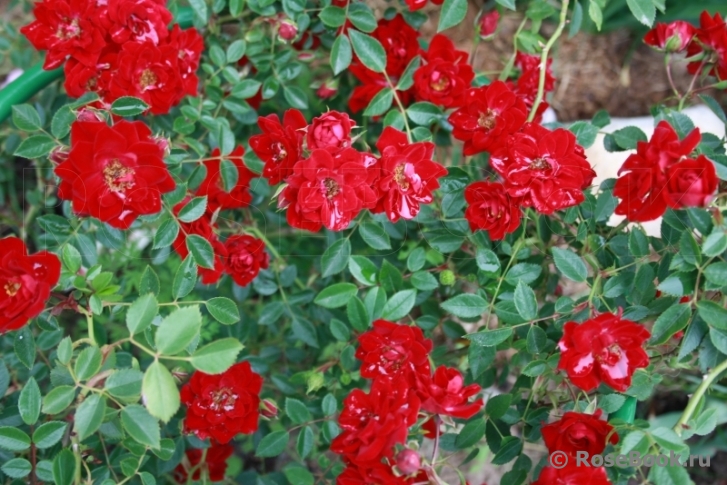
[186,234,215,269]
[348,3,377,32]
[495,0,516,9]
[57,337,73,365]
[699,94,727,125]
[711,327,727,354]
[283,465,314,485]
[62,244,82,273]
[609,126,648,150]
[626,0,655,26]
[189,0,208,22]
[51,108,75,139]
[231,79,262,99]
[283,86,309,110]
[455,418,486,449]
[14,327,36,369]
[359,222,391,250]
[1,458,31,478]
[331,35,352,75]
[205,297,240,325]
[12,104,42,131]
[74,346,102,381]
[285,398,311,424]
[121,405,160,449]
[140,266,160,296]
[363,88,394,117]
[52,449,76,485]
[702,231,727,257]
[19,377,41,425]
[514,281,538,320]
[104,369,144,399]
[441,294,487,319]
[315,283,358,309]
[411,271,438,291]
[0,427,31,451]
[111,97,150,117]
[153,218,180,249]
[629,228,650,258]
[226,39,247,63]
[491,436,522,465]
[42,386,76,415]
[476,248,500,273]
[320,6,346,26]
[348,256,377,286]
[220,159,239,192]
[381,289,417,321]
[704,262,727,286]
[467,327,512,347]
[552,247,588,282]
[438,0,467,31]
[177,196,207,223]
[33,421,68,449]
[142,361,180,423]
[173,255,198,299]
[697,301,727,330]
[329,319,351,341]
[650,304,692,345]
[396,56,420,91]
[486,394,512,419]
[526,325,548,354]
[14,134,56,159]
[648,464,692,485]
[191,338,243,374]
[256,430,289,457]
[292,317,320,348]
[155,305,202,355]
[679,231,701,266]
[297,427,314,459]
[347,296,370,331]
[407,102,442,126]
[126,293,158,335]
[74,394,106,441]
[322,239,351,278]
[348,30,386,73]
[568,121,599,148]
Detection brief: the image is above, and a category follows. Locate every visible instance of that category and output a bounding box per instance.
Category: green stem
[382,71,412,141]
[674,357,727,436]
[527,0,570,123]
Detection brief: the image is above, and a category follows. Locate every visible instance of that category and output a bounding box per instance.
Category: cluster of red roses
[0,237,61,334]
[249,110,447,231]
[534,410,619,485]
[21,0,203,114]
[613,120,718,222]
[455,79,595,240]
[645,12,727,83]
[333,320,483,483]
[176,361,264,481]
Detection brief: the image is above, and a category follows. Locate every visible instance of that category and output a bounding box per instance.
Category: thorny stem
[527,0,570,122]
[674,357,727,436]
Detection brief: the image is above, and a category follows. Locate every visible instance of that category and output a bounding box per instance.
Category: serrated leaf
[19,377,41,425]
[33,421,68,449]
[331,35,352,75]
[285,398,311,424]
[191,338,243,374]
[358,222,391,250]
[172,255,198,299]
[14,134,56,159]
[155,305,202,355]
[256,430,289,457]
[74,394,106,441]
[74,346,102,381]
[514,281,538,320]
[205,297,240,324]
[142,361,180,423]
[441,294,487,319]
[126,293,158,335]
[650,304,691,345]
[552,247,588,282]
[315,283,357,309]
[121,405,160,449]
[322,239,351,278]
[111,97,150,117]
[177,196,207,223]
[438,0,468,31]
[349,30,386,73]
[381,289,416,321]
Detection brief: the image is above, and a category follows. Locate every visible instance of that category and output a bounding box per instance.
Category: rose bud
[278,19,298,42]
[644,21,695,53]
[306,111,353,150]
[316,81,338,99]
[439,269,455,286]
[260,399,279,419]
[478,10,499,40]
[153,136,171,155]
[396,449,421,475]
[76,108,104,122]
[49,146,70,165]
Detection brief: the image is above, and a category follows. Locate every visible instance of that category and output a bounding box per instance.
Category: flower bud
[153,136,171,155]
[316,81,338,99]
[439,269,455,286]
[76,108,104,122]
[396,449,421,475]
[478,10,499,40]
[278,19,298,42]
[260,399,279,419]
[644,21,695,53]
[49,146,70,165]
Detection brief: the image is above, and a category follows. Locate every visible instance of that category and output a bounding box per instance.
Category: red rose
[55,120,175,229]
[355,319,433,382]
[337,462,412,485]
[0,237,61,334]
[181,361,263,444]
[687,12,727,80]
[396,449,421,475]
[280,148,372,232]
[307,111,354,151]
[541,409,618,457]
[20,0,106,70]
[172,200,227,285]
[534,465,612,485]
[492,123,596,214]
[413,34,474,109]
[195,147,257,213]
[644,21,695,53]
[448,81,528,156]
[557,312,650,392]
[416,366,483,419]
[168,24,204,97]
[614,121,701,222]
[664,155,718,209]
[316,82,338,99]
[223,235,269,287]
[173,442,233,483]
[405,0,442,11]
[464,181,522,240]
[511,53,555,122]
[373,127,447,222]
[108,40,183,115]
[98,0,172,46]
[479,10,500,39]
[249,109,307,185]
[331,377,420,463]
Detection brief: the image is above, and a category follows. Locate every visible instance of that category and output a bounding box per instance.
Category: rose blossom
[98,0,172,45]
[181,361,263,444]
[195,146,257,213]
[396,449,421,475]
[464,181,522,240]
[644,21,695,52]
[416,366,483,419]
[249,109,307,185]
[664,155,718,209]
[306,111,354,150]
[479,10,500,39]
[172,200,227,285]
[686,12,727,81]
[413,34,475,109]
[533,464,613,485]
[541,409,619,457]
[0,237,61,334]
[557,312,650,392]
[55,120,176,229]
[223,235,270,287]
[337,462,413,485]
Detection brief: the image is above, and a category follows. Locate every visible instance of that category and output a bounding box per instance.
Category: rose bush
[0,0,727,484]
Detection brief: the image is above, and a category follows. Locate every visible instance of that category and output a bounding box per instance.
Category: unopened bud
[76,108,103,122]
[49,146,70,164]
[396,449,421,475]
[316,82,338,99]
[153,136,171,155]
[278,20,298,41]
[439,269,455,286]
[478,10,499,40]
[260,399,278,419]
